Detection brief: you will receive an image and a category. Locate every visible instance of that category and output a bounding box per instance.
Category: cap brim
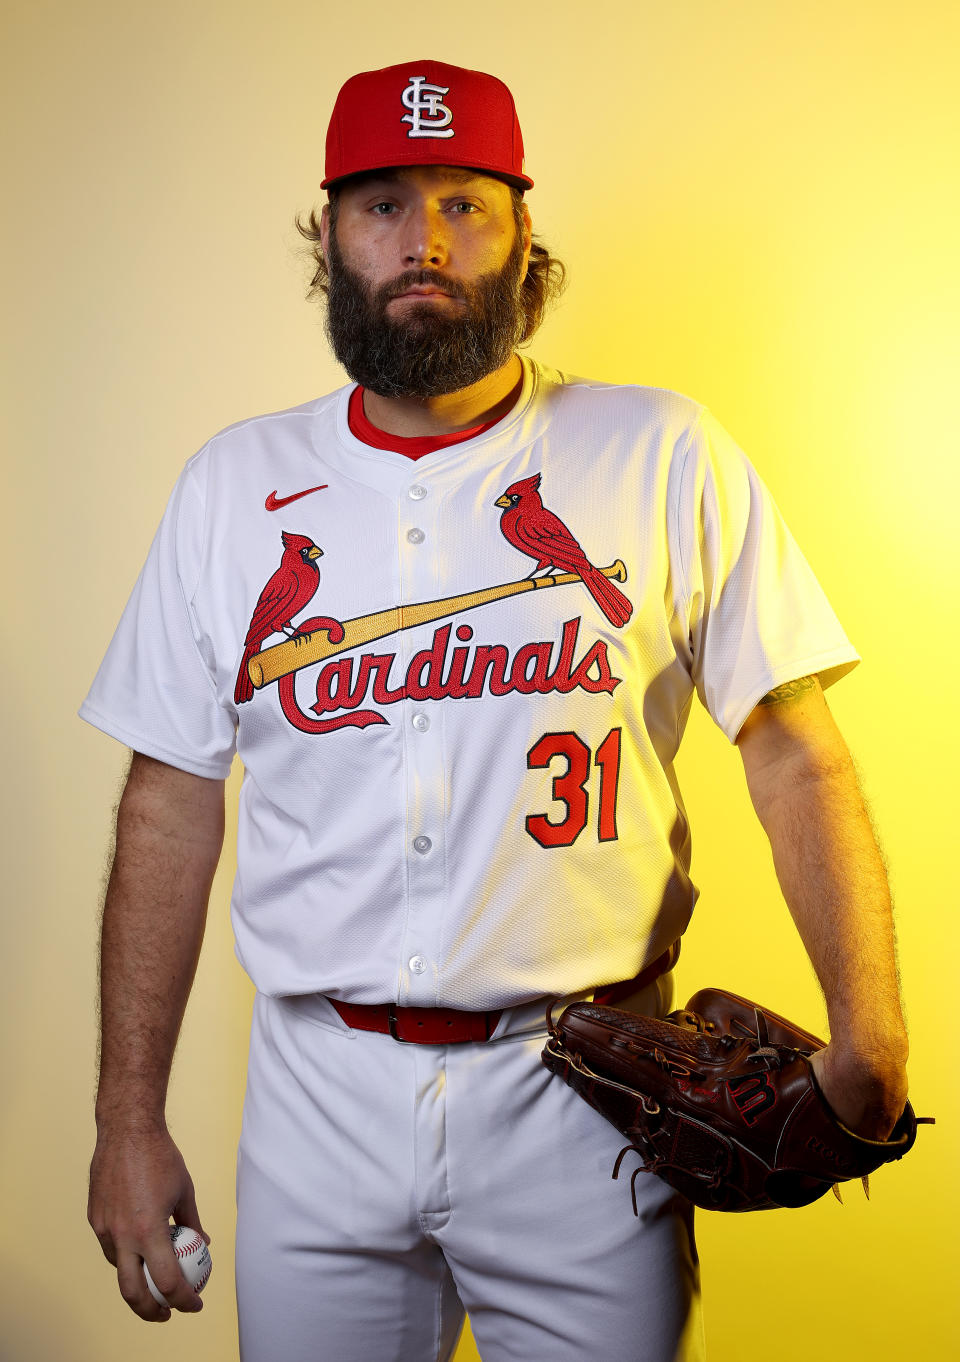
[320,161,533,192]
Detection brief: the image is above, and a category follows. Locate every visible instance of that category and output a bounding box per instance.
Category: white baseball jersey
[80,356,858,1009]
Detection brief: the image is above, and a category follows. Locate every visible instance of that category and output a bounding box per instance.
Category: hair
[294,184,566,345]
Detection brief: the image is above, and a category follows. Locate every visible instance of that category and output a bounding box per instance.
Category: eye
[370,201,397,216]
[451,201,478,214]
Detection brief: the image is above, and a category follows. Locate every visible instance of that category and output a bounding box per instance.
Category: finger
[141,1228,204,1315]
[93,1227,118,1267]
[87,1195,119,1267]
[116,1246,171,1322]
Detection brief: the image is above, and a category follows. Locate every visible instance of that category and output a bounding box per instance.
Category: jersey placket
[395,477,447,1005]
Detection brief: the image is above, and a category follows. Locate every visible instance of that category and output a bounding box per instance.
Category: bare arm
[88,751,225,1322]
[736,676,909,1139]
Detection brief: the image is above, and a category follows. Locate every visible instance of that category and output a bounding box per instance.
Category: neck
[360,354,523,438]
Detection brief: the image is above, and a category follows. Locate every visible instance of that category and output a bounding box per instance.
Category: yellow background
[2,1,956,1358]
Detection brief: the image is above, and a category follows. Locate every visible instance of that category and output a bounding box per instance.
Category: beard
[324,227,527,399]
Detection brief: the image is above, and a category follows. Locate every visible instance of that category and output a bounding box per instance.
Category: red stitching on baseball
[172,1228,203,1259]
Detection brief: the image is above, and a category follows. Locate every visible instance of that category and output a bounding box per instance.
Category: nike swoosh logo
[265,484,328,511]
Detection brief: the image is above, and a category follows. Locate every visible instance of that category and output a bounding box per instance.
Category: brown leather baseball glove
[541,988,931,1213]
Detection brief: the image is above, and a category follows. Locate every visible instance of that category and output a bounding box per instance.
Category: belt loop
[387,1003,408,1043]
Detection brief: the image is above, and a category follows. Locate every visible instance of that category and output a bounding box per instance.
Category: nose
[400,203,449,268]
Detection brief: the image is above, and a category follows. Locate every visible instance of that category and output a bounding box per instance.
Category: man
[83,60,909,1362]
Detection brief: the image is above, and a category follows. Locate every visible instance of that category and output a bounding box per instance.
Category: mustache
[377,271,471,304]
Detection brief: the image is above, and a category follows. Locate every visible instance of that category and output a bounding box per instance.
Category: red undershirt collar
[347,385,506,459]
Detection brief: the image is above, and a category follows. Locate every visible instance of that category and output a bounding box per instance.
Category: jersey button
[406,527,426,545]
[408,484,428,501]
[409,955,427,974]
[412,713,430,732]
[413,835,432,855]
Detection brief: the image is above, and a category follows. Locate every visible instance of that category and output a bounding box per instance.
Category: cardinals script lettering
[276,617,622,735]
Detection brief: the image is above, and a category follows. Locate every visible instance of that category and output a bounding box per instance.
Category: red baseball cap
[322,60,533,192]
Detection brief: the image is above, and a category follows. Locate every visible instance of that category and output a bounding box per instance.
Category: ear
[320,203,330,259]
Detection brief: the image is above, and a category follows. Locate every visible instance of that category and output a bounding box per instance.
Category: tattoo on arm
[757,675,819,706]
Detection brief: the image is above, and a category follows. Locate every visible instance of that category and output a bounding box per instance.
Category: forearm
[737,678,908,1057]
[752,746,907,1055]
[96,752,225,1134]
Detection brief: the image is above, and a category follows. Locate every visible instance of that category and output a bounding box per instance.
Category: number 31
[525,728,622,848]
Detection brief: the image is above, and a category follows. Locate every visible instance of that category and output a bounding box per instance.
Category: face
[320,166,532,398]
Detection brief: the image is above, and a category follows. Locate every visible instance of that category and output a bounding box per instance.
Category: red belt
[329,1000,503,1044]
[327,942,679,1045]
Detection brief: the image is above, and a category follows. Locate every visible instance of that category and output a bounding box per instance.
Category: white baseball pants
[235,983,704,1362]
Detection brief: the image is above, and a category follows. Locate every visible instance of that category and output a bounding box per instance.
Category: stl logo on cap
[401,75,454,140]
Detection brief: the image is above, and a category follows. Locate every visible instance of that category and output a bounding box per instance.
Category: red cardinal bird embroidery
[234,531,324,705]
[495,473,633,628]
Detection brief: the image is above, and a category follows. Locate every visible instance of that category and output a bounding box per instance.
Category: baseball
[143,1225,212,1306]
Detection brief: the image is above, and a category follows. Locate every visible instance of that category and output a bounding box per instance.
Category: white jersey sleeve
[80,456,237,779]
[672,408,859,741]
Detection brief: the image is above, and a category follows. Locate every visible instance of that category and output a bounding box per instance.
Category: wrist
[95,1094,168,1138]
[823,1023,909,1070]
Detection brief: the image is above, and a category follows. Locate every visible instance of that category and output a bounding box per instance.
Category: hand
[88,1126,209,1322]
[808,1041,909,1142]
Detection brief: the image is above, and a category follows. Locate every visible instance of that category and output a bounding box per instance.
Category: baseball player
[83,60,910,1362]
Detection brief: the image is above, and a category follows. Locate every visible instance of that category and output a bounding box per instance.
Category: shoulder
[183,386,347,476]
[529,359,707,444]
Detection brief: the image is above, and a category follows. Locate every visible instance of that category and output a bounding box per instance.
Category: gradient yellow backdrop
[3,2,956,1358]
